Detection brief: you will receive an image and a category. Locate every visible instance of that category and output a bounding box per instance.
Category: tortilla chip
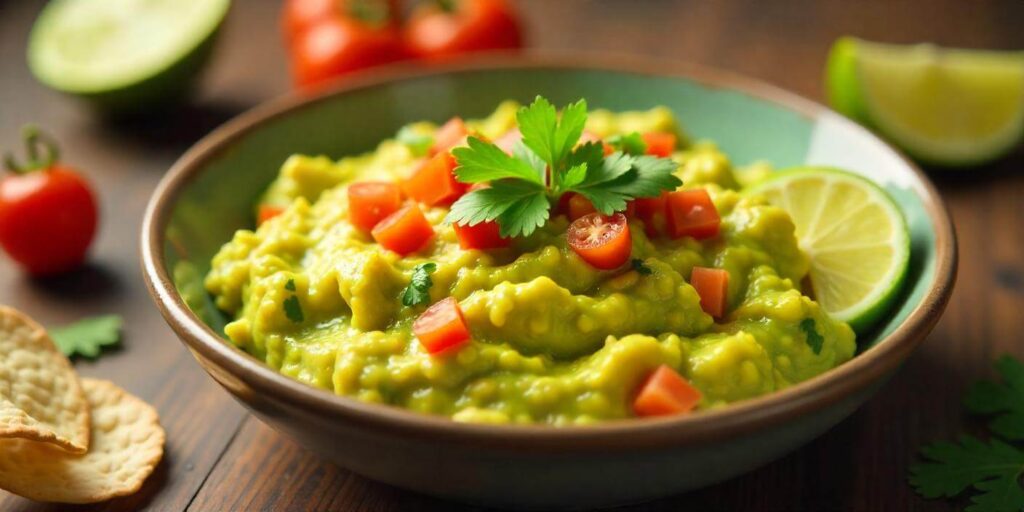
[0,306,89,453]
[0,379,165,504]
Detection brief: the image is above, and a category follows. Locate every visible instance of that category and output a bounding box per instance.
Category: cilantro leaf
[631,259,652,275]
[800,318,824,354]
[50,315,123,359]
[910,436,1024,512]
[560,163,587,190]
[401,262,437,307]
[512,140,546,176]
[453,137,543,184]
[285,279,296,291]
[517,97,587,171]
[447,179,546,228]
[494,191,550,238]
[612,155,683,198]
[283,296,304,323]
[607,132,647,155]
[965,356,1024,440]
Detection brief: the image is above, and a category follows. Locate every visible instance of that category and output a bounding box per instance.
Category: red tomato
[405,0,523,60]
[403,152,467,206]
[413,296,471,354]
[257,204,286,225]
[348,181,403,231]
[567,193,597,221]
[283,0,402,43]
[633,365,701,417]
[642,132,677,157]
[431,117,469,155]
[631,191,668,237]
[665,189,720,240]
[290,15,406,88]
[371,204,434,255]
[453,220,509,250]
[690,267,729,318]
[567,213,632,270]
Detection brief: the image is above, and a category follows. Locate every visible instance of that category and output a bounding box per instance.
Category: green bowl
[141,56,956,509]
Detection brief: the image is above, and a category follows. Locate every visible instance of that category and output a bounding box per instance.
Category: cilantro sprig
[447,97,682,238]
[50,315,123,359]
[401,262,437,307]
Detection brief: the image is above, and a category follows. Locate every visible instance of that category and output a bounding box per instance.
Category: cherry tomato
[404,0,523,61]
[290,4,406,89]
[567,193,597,221]
[413,296,471,354]
[402,152,467,206]
[431,117,469,155]
[257,204,286,225]
[567,212,632,270]
[371,204,434,254]
[0,128,98,275]
[633,365,701,417]
[642,132,677,157]
[348,181,403,231]
[665,189,721,240]
[453,220,508,250]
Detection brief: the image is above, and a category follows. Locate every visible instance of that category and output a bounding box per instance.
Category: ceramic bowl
[141,56,956,510]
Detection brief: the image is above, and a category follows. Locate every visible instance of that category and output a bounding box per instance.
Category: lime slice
[826,37,1024,167]
[749,168,910,332]
[28,0,230,112]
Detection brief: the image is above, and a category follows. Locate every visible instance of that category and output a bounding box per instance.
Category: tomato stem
[4,125,59,174]
[348,0,393,27]
[435,0,457,13]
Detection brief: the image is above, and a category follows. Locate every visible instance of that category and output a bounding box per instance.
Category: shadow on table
[91,99,252,157]
[28,263,120,303]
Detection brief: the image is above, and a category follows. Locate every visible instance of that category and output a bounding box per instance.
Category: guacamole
[205,101,856,425]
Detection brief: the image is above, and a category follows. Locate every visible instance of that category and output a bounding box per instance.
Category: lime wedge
[28,0,230,112]
[749,168,910,332]
[826,37,1024,167]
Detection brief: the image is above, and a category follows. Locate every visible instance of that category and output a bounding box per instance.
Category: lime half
[826,37,1024,167]
[750,168,910,332]
[28,0,230,112]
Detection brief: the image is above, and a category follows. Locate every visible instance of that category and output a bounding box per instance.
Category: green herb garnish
[607,132,648,155]
[283,296,304,323]
[631,258,652,275]
[910,356,1024,511]
[50,315,123,359]
[799,318,823,355]
[447,96,682,238]
[401,262,437,307]
[285,278,296,291]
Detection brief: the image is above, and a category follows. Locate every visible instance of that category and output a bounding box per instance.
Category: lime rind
[749,167,910,333]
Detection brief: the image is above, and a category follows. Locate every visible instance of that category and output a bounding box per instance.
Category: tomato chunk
[371,204,434,255]
[453,220,509,250]
[642,132,677,157]
[567,212,632,270]
[414,297,471,355]
[665,189,720,240]
[634,365,702,417]
[632,192,668,237]
[348,181,402,231]
[403,152,467,206]
[691,267,729,318]
[431,117,468,154]
[258,205,285,225]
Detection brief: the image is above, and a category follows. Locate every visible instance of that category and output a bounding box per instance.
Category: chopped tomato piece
[371,204,434,255]
[632,192,668,237]
[567,193,597,221]
[431,117,468,154]
[403,152,468,206]
[567,212,632,270]
[453,220,509,250]
[690,267,729,318]
[347,181,403,231]
[494,128,522,154]
[414,297,471,355]
[665,189,720,240]
[258,205,285,225]
[634,365,702,417]
[642,132,677,157]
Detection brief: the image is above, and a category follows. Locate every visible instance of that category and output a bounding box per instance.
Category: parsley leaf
[607,132,648,155]
[283,296,304,323]
[50,315,123,359]
[800,318,824,355]
[965,356,1024,440]
[401,262,437,307]
[453,137,544,184]
[631,259,652,275]
[910,436,1024,512]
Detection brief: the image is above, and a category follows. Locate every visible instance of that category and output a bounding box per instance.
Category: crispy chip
[0,379,165,504]
[0,306,89,453]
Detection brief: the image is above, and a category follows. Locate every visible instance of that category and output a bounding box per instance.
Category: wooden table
[1,0,1022,510]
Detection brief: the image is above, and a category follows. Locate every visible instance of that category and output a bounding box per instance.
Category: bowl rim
[141,53,957,452]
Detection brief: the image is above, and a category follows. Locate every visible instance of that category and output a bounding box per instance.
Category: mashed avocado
[205,101,855,425]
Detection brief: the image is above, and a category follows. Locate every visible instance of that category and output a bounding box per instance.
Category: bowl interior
[162,64,938,360]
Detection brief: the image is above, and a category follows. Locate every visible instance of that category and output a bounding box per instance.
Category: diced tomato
[371,204,434,255]
[690,267,729,318]
[633,365,702,417]
[347,181,402,231]
[494,128,522,154]
[631,192,668,237]
[453,220,509,250]
[642,132,677,157]
[567,212,632,270]
[403,152,468,206]
[413,297,471,355]
[431,117,468,155]
[665,189,720,240]
[567,193,597,221]
[258,205,285,225]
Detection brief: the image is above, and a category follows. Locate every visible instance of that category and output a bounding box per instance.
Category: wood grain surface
[1,0,1022,510]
